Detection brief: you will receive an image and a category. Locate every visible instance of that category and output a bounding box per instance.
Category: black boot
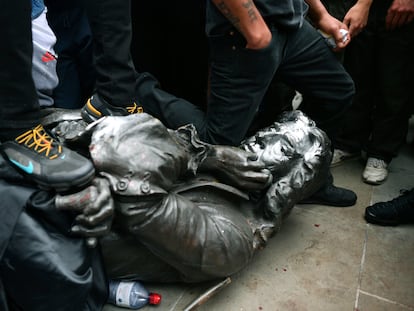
[299,172,357,207]
[365,189,414,226]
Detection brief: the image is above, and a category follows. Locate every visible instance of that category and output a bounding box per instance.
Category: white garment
[31,8,58,107]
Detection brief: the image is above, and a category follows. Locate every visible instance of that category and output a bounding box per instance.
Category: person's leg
[327,22,377,167]
[366,17,414,163]
[359,4,413,185]
[85,0,136,105]
[135,72,207,131]
[247,77,296,137]
[334,28,375,154]
[46,2,96,109]
[81,0,143,122]
[0,1,94,192]
[0,0,39,140]
[200,26,282,146]
[31,8,58,108]
[141,25,282,146]
[277,20,355,143]
[277,21,357,206]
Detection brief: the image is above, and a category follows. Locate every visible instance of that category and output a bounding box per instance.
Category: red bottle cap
[148,293,161,305]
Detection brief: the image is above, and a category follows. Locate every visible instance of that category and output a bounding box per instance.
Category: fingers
[232,169,273,190]
[55,177,114,242]
[55,186,96,212]
[75,202,114,227]
[82,178,112,216]
[386,10,412,30]
[71,222,112,238]
[55,178,112,215]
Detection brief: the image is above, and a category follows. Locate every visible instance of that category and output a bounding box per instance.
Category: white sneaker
[362,157,388,185]
[331,149,358,167]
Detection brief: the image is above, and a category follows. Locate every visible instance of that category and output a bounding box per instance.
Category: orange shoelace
[15,124,62,159]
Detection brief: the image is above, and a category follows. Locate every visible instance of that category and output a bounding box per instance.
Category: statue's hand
[55,177,114,247]
[201,146,272,190]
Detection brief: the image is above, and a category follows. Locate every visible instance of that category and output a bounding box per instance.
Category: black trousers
[336,1,414,162]
[140,20,355,147]
[0,0,40,140]
[0,0,137,140]
[46,0,96,109]
[85,0,137,107]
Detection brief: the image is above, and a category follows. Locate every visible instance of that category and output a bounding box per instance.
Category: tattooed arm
[211,0,271,49]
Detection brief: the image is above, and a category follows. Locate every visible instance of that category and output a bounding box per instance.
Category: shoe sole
[81,106,100,124]
[1,142,96,193]
[364,214,399,226]
[362,174,387,185]
[298,198,356,207]
[330,154,360,168]
[34,168,95,193]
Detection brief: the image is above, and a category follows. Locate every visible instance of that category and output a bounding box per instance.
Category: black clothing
[206,0,308,35]
[335,0,414,162]
[0,0,40,141]
[141,1,354,146]
[0,156,108,311]
[85,0,137,107]
[46,0,96,109]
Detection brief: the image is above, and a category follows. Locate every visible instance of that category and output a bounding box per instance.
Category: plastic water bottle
[108,280,161,309]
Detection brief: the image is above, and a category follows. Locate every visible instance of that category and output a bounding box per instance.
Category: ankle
[0,126,38,143]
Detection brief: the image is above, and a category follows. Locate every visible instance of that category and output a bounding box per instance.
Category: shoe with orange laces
[0,124,95,192]
[81,93,143,123]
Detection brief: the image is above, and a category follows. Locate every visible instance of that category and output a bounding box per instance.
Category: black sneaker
[365,189,414,226]
[0,124,95,192]
[81,93,143,123]
[299,183,357,207]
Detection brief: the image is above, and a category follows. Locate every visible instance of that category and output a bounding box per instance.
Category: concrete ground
[104,120,414,311]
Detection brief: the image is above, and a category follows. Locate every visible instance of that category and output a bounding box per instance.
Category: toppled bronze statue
[50,109,331,282]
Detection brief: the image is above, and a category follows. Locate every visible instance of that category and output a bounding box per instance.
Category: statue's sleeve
[104,181,256,283]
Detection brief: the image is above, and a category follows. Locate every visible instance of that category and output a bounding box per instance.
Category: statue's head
[241,110,330,175]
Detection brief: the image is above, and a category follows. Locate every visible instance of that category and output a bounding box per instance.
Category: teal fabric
[31,0,45,19]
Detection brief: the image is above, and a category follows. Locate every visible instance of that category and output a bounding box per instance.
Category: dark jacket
[0,156,107,311]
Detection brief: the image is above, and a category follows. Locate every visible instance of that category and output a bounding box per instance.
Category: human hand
[55,177,114,248]
[244,27,272,50]
[386,0,414,30]
[201,146,272,190]
[343,0,372,37]
[211,0,272,50]
[317,14,351,50]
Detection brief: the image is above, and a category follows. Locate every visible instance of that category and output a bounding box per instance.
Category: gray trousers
[31,8,58,107]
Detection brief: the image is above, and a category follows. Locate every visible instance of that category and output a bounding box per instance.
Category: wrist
[242,20,272,49]
[357,0,373,8]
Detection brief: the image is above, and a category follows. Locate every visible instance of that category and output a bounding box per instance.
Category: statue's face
[241,111,329,173]
[243,132,293,169]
